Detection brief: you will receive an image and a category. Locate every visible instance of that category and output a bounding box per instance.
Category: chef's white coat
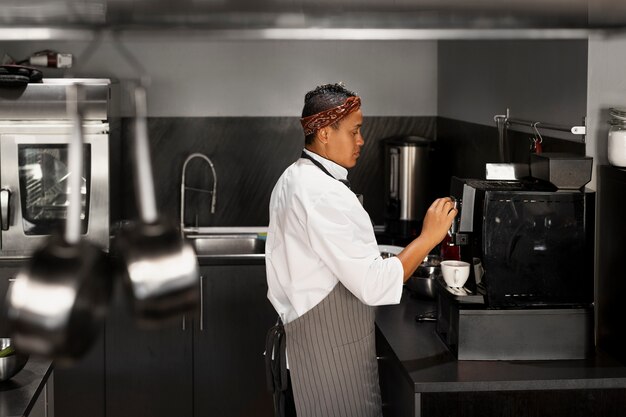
[265,149,404,325]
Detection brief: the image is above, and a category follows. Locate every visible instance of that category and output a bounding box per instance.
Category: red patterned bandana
[300,96,361,136]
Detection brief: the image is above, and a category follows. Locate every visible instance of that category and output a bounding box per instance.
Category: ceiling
[2,0,626,40]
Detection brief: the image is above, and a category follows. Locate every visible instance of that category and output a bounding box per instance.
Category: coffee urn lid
[383,135,433,147]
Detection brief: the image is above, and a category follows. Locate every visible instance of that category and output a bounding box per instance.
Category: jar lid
[609,108,626,125]
[610,107,626,119]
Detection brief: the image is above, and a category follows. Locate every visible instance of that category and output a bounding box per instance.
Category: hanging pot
[115,85,199,326]
[5,84,112,363]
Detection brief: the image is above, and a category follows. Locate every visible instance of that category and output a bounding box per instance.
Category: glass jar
[608,107,626,168]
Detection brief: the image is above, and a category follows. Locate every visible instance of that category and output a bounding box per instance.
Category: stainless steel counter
[0,358,52,417]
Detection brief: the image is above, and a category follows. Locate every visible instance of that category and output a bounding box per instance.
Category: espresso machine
[436,175,595,360]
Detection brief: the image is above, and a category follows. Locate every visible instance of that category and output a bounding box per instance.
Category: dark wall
[438,40,588,131]
[433,117,586,196]
[111,116,435,228]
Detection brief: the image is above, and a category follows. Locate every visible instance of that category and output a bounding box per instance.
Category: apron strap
[300,150,352,190]
[265,318,288,417]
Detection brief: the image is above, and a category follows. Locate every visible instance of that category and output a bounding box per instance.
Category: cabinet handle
[1,188,10,231]
[182,314,186,331]
[199,275,204,331]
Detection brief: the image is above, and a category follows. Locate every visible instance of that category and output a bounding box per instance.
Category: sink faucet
[180,153,217,233]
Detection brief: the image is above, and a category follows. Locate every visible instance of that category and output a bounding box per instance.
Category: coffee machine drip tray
[435,277,485,305]
[435,279,594,360]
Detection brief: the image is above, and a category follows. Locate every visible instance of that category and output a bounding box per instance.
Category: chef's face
[322,109,364,169]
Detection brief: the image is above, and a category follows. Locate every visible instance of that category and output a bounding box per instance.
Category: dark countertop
[0,358,53,417]
[375,289,626,393]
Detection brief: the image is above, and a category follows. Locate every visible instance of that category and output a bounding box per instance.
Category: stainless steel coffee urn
[383,136,433,240]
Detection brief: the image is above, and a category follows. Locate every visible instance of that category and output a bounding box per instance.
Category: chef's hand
[420,197,458,248]
[397,197,457,281]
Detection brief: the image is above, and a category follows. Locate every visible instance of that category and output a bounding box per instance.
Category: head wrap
[300,96,361,136]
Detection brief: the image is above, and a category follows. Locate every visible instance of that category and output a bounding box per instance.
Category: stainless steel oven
[0,79,110,258]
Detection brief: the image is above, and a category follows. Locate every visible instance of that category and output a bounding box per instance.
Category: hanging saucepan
[5,84,112,364]
[114,85,199,326]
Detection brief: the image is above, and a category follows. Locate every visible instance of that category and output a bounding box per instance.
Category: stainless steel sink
[187,233,265,256]
[183,228,267,264]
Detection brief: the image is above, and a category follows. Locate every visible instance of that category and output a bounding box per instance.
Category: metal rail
[494,111,586,143]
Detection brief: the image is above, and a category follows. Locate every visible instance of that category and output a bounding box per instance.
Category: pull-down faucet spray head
[180,153,217,232]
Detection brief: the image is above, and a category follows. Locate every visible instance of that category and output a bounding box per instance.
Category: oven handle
[0,188,9,231]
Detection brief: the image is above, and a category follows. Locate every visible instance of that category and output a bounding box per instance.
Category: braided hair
[302,83,357,145]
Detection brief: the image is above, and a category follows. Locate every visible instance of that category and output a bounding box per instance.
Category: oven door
[0,133,109,257]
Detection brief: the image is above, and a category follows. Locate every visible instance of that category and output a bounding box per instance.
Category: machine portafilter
[447,197,459,245]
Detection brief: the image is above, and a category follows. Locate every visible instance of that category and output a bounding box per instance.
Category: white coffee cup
[441,260,471,288]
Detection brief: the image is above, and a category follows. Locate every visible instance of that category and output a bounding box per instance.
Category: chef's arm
[396,197,457,282]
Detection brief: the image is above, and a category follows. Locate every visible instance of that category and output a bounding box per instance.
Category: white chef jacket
[265,148,404,324]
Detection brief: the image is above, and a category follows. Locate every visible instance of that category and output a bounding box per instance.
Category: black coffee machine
[436,176,595,360]
[447,176,595,307]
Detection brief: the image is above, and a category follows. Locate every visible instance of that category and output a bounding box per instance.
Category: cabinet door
[1,263,106,417]
[0,265,24,337]
[54,332,106,417]
[597,165,626,362]
[106,285,193,417]
[194,265,275,417]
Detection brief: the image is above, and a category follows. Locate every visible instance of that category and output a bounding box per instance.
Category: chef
[265,83,456,417]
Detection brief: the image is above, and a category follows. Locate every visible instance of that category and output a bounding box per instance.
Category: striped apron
[284,282,382,417]
[266,151,380,416]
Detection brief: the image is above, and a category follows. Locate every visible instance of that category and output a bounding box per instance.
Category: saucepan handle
[65,84,85,244]
[132,85,158,224]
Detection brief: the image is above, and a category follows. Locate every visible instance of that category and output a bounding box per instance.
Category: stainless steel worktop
[0,358,52,417]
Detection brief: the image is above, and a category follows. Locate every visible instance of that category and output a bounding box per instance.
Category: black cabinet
[0,262,107,417]
[0,264,23,337]
[0,260,275,417]
[375,326,415,417]
[55,332,107,417]
[597,165,626,363]
[104,263,275,417]
[194,265,275,417]
[105,285,194,417]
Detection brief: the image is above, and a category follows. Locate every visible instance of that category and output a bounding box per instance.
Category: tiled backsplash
[111,116,436,227]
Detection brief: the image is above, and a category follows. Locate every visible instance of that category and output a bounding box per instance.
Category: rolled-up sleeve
[305,188,404,306]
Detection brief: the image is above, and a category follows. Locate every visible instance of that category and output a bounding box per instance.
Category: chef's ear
[319,127,329,144]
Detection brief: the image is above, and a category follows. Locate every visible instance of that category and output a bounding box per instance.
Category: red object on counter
[440,234,461,261]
